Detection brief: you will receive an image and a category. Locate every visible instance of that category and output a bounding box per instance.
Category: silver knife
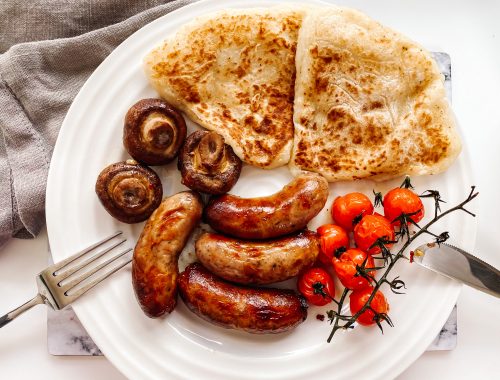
[411,242,500,298]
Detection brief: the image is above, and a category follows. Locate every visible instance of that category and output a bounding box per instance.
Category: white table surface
[1,0,500,379]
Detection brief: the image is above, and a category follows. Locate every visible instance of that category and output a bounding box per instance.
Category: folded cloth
[0,0,194,249]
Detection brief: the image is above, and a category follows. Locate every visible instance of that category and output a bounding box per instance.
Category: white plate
[46,0,476,378]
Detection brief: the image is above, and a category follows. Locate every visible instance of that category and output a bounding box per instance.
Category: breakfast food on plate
[178,130,242,195]
[116,4,466,339]
[297,267,336,306]
[178,263,308,334]
[331,192,374,231]
[132,191,203,317]
[290,7,461,181]
[195,230,319,285]
[204,172,329,239]
[349,286,389,326]
[353,214,395,255]
[316,224,349,265]
[95,160,162,223]
[123,98,187,165]
[332,248,376,290]
[383,187,424,225]
[143,7,305,168]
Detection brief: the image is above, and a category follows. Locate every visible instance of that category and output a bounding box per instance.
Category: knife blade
[411,242,500,298]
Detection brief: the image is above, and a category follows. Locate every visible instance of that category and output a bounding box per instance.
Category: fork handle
[0,294,44,328]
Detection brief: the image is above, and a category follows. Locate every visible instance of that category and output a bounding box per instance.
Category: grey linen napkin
[0,0,194,249]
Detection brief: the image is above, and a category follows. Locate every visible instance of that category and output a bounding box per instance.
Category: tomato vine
[325,183,478,342]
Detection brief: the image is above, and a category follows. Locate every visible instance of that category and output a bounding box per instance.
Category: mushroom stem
[142,113,176,150]
[197,132,225,173]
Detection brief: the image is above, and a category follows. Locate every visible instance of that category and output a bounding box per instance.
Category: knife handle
[465,252,500,297]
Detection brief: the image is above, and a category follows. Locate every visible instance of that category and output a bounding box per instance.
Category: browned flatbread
[290,7,461,181]
[144,7,306,168]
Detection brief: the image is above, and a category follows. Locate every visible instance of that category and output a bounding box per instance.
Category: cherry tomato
[297,267,335,306]
[332,248,375,290]
[349,287,389,326]
[316,224,349,265]
[331,192,374,231]
[383,188,424,226]
[353,214,395,255]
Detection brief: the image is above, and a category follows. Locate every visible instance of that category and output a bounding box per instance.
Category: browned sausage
[178,263,308,334]
[132,191,203,318]
[195,230,319,285]
[204,173,329,239]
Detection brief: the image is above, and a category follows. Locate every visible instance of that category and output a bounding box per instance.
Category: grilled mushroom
[95,160,162,223]
[178,130,242,195]
[123,99,187,165]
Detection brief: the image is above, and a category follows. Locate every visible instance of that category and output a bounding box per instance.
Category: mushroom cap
[95,160,162,223]
[123,98,187,165]
[178,130,242,195]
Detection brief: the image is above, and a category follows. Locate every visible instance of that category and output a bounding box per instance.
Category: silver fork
[0,231,132,328]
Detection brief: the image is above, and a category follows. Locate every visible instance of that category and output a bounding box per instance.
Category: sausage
[195,230,319,285]
[204,173,329,239]
[132,191,203,317]
[178,263,308,334]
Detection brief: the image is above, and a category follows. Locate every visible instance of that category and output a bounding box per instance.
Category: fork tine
[65,259,132,303]
[49,231,123,275]
[55,237,126,282]
[61,247,133,296]
[61,249,132,303]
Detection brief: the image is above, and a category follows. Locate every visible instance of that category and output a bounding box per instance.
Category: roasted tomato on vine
[354,214,395,255]
[383,188,424,226]
[331,192,374,231]
[332,248,375,290]
[316,224,349,265]
[349,287,389,326]
[297,267,335,306]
